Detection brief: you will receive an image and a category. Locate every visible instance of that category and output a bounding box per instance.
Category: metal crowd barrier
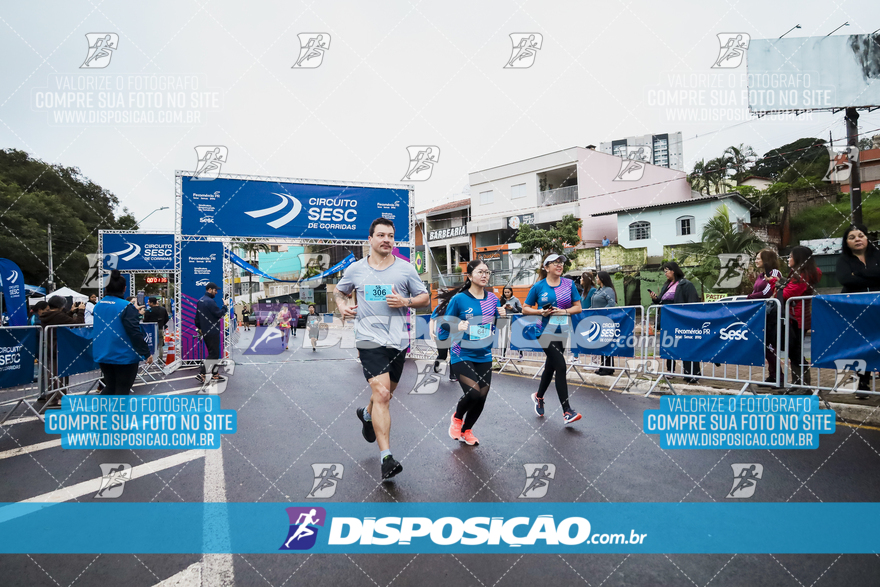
[785,291,879,398]
[643,298,783,396]
[0,326,42,424]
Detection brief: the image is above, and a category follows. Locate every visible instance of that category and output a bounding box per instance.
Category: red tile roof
[417,198,471,216]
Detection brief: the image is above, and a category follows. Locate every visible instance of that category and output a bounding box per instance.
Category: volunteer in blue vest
[523,253,583,425]
[195,281,227,383]
[437,260,505,446]
[93,270,152,395]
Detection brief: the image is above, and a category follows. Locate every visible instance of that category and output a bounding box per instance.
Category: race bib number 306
[365,285,392,302]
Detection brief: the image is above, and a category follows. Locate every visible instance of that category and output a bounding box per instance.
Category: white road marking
[0,450,205,525]
[0,439,61,460]
[201,439,234,586]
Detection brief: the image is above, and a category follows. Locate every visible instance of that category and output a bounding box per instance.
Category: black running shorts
[358,345,407,383]
[451,360,493,387]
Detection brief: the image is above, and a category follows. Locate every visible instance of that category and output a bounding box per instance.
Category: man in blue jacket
[93,271,152,395]
[195,282,227,383]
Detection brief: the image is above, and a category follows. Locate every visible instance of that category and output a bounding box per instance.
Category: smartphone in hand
[137,290,145,306]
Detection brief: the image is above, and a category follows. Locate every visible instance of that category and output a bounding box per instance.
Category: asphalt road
[1,326,879,586]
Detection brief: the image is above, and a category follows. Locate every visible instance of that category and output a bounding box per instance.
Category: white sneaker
[568,356,579,364]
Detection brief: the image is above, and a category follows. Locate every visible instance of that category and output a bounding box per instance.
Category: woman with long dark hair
[783,246,821,389]
[306,304,321,352]
[649,261,701,384]
[498,286,522,314]
[749,249,783,385]
[836,225,880,395]
[440,260,505,446]
[580,273,596,307]
[591,271,617,376]
[523,254,583,425]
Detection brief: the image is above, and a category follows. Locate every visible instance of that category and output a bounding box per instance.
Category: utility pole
[47,223,55,294]
[845,107,862,226]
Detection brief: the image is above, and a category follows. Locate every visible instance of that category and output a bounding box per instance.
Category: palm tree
[724,143,757,184]
[688,159,709,195]
[233,241,271,305]
[681,205,766,293]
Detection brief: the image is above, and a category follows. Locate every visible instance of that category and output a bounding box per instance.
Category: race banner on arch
[178,173,411,242]
[101,232,175,271]
[180,241,225,361]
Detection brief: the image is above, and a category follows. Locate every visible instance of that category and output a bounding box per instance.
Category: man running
[335,218,429,480]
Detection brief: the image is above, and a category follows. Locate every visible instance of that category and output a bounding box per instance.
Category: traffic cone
[165,334,176,365]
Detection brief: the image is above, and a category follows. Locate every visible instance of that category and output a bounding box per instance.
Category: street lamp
[779,24,801,39]
[826,22,849,36]
[135,206,169,228]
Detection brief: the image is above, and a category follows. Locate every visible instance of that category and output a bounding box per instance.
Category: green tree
[723,143,757,184]
[0,149,134,289]
[515,214,582,272]
[681,205,766,293]
[751,138,828,181]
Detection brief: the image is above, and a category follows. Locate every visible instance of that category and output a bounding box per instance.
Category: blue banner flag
[658,301,766,366]
[180,176,410,241]
[56,327,99,377]
[811,293,880,371]
[0,258,28,326]
[0,327,39,390]
[301,253,356,282]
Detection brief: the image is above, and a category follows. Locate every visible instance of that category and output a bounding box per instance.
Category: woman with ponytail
[782,246,821,389]
[442,260,505,446]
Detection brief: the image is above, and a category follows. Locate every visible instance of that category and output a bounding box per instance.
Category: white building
[467,146,694,263]
[591,193,753,257]
[599,132,684,171]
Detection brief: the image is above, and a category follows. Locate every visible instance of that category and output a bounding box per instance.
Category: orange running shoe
[460,429,479,446]
[449,415,463,440]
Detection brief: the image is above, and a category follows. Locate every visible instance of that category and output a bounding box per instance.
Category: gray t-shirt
[336,256,428,350]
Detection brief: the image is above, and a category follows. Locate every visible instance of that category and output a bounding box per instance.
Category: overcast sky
[1,0,879,233]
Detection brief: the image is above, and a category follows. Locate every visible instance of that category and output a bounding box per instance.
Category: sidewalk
[498,360,880,428]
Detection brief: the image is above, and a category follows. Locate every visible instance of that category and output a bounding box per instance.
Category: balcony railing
[538,185,578,207]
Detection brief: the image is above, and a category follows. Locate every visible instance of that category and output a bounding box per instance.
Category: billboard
[748,34,880,112]
[179,174,411,242]
[180,241,225,361]
[102,233,175,271]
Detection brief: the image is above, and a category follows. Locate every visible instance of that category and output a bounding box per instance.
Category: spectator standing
[748,250,783,386]
[782,246,821,390]
[650,261,702,384]
[497,286,522,314]
[241,305,251,331]
[591,271,617,376]
[84,294,97,325]
[38,295,86,405]
[92,271,152,395]
[836,224,879,395]
[602,236,611,247]
[143,297,169,361]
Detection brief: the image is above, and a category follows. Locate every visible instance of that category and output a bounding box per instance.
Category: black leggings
[436,346,449,362]
[537,340,571,412]
[453,361,493,432]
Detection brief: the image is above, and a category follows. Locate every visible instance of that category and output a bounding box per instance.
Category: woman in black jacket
[836,224,880,395]
[649,261,702,384]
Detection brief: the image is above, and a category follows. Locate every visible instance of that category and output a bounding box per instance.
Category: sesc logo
[195,279,211,287]
[719,322,748,341]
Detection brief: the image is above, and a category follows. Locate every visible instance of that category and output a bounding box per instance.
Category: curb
[498,362,880,428]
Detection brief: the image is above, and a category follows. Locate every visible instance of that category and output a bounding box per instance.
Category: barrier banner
[509,314,547,352]
[140,323,157,356]
[0,258,27,326]
[180,176,410,241]
[658,301,766,366]
[56,327,99,377]
[573,307,637,357]
[102,233,175,271]
[0,327,39,389]
[811,293,880,371]
[180,241,225,361]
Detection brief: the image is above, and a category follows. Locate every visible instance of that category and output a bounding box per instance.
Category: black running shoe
[381,455,403,479]
[356,407,376,443]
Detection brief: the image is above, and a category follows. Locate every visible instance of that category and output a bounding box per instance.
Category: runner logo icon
[711,33,750,68]
[293,33,331,68]
[280,507,326,550]
[402,146,440,182]
[193,146,228,181]
[519,463,556,498]
[80,33,119,69]
[245,193,303,229]
[504,33,543,69]
[308,464,344,498]
[727,463,762,498]
[95,463,132,498]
